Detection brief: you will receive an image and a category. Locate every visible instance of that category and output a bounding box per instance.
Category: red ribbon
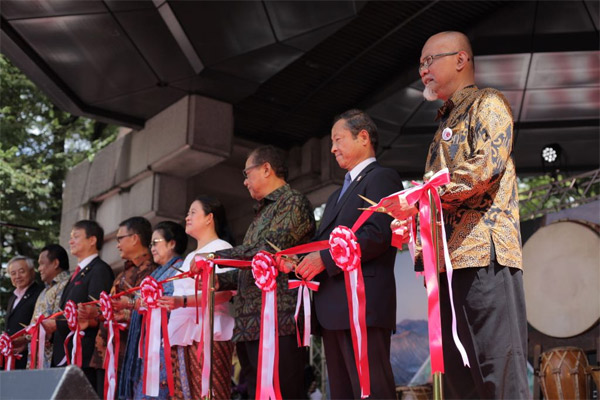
[100,291,126,400]
[379,168,470,373]
[0,332,18,371]
[194,255,215,397]
[329,226,371,398]
[62,300,84,367]
[27,314,46,369]
[139,276,174,397]
[252,251,282,400]
[288,279,319,347]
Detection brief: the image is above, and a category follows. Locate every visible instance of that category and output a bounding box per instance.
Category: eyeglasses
[149,239,165,248]
[242,163,263,179]
[419,51,459,72]
[116,234,134,243]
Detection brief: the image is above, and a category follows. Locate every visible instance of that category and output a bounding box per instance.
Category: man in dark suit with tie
[294,109,402,399]
[5,256,43,369]
[43,220,114,389]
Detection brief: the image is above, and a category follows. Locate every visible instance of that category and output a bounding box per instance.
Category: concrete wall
[60,95,235,269]
[60,95,345,270]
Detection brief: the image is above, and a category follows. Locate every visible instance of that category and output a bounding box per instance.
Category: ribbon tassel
[386,168,470,372]
[139,276,174,397]
[194,255,215,398]
[252,252,282,400]
[329,226,370,398]
[288,280,319,347]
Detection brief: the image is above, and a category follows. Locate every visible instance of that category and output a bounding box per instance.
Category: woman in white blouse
[157,195,235,399]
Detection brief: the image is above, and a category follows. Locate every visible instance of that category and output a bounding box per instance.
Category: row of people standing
[3,29,528,400]
[4,117,402,400]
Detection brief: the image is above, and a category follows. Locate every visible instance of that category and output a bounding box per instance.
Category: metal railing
[519,169,600,221]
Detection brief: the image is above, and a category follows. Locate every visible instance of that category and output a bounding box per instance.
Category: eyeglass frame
[242,163,264,179]
[116,233,135,243]
[419,51,460,72]
[149,238,165,248]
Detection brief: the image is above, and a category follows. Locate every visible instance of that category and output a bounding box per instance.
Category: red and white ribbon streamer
[287,279,319,347]
[252,251,282,400]
[139,276,174,397]
[382,168,469,373]
[194,255,214,398]
[100,291,126,400]
[0,332,17,371]
[27,314,46,369]
[329,226,371,398]
[62,300,84,367]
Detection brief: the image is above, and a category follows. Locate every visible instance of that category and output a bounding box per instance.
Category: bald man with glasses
[384,31,528,399]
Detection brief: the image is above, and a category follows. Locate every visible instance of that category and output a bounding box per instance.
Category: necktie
[337,173,352,203]
[70,265,81,283]
[435,99,455,121]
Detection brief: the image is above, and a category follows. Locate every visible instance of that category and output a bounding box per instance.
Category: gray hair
[7,256,35,271]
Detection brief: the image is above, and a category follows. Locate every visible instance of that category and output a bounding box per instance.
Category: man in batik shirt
[79,217,157,398]
[384,31,528,398]
[217,145,316,399]
[28,244,71,368]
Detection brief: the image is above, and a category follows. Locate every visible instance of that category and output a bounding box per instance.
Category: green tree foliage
[0,54,117,312]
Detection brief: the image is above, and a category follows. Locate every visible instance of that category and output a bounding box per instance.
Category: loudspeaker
[0,366,98,399]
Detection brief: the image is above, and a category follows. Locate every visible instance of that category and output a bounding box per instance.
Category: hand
[381,194,418,221]
[78,319,90,330]
[112,296,133,311]
[157,296,180,311]
[295,252,325,281]
[391,219,411,242]
[77,304,99,321]
[115,309,130,323]
[13,341,27,354]
[41,319,57,334]
[214,291,233,304]
[276,255,297,274]
[12,335,28,349]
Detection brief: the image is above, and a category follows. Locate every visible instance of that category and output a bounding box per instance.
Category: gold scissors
[266,240,304,280]
[357,194,395,217]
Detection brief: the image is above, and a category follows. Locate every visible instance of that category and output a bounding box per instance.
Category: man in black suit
[43,220,114,389]
[5,256,43,369]
[294,109,402,399]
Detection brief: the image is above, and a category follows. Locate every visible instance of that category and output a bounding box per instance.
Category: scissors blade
[266,240,283,253]
[358,194,378,206]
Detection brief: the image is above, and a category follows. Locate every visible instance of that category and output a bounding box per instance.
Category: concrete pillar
[60,95,234,268]
[288,136,345,206]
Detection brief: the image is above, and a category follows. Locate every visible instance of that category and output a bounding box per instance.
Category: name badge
[442,127,453,141]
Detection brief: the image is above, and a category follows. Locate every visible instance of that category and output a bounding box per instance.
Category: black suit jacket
[313,161,402,331]
[52,256,114,368]
[5,281,44,369]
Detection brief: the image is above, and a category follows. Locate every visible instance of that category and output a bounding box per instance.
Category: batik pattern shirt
[27,270,70,368]
[89,252,157,369]
[423,85,522,270]
[217,184,316,342]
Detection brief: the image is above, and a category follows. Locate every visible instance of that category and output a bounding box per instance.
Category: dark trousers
[321,327,395,400]
[236,335,307,399]
[82,367,97,393]
[96,368,105,399]
[440,262,529,399]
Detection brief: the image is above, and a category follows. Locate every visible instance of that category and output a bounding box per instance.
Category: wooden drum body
[395,385,432,400]
[539,347,589,400]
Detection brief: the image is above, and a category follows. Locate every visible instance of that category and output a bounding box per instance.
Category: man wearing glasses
[216,145,316,399]
[383,31,528,398]
[78,216,157,397]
